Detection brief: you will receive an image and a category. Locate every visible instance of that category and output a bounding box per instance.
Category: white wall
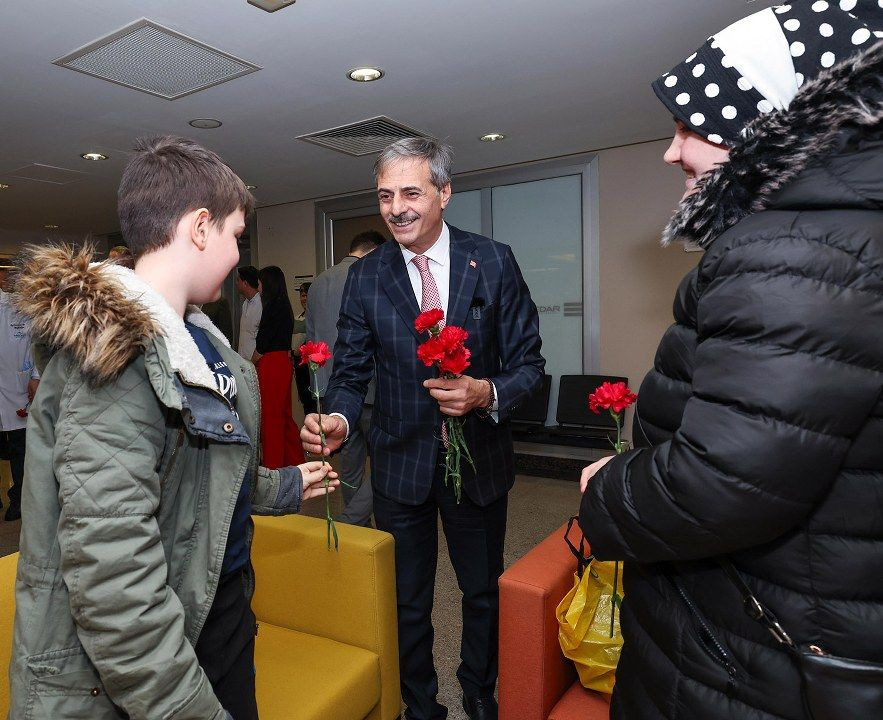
[254,200,316,308]
[596,140,699,426]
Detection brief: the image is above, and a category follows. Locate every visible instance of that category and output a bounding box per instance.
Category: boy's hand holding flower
[299,461,340,500]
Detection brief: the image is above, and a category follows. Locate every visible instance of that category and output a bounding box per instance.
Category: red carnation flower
[589,381,637,415]
[16,408,27,418]
[439,325,469,351]
[415,309,445,334]
[440,345,471,376]
[299,341,332,367]
[417,337,447,366]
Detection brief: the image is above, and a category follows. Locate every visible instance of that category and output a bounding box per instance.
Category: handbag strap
[718,559,796,649]
[563,516,593,577]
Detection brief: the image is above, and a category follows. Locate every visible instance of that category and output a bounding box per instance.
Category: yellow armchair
[0,552,14,717]
[250,514,401,720]
[0,515,400,720]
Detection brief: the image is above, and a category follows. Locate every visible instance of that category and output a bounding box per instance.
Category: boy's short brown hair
[118,136,254,258]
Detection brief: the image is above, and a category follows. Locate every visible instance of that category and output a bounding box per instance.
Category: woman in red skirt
[252,266,305,468]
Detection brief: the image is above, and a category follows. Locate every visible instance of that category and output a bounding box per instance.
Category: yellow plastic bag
[556,522,623,694]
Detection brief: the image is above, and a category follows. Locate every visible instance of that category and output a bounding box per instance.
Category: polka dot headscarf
[652,0,883,145]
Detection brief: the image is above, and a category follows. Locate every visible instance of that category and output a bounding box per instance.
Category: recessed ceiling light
[245,184,257,190]
[189,118,223,129]
[479,133,506,143]
[44,224,60,230]
[80,152,108,161]
[248,0,296,11]
[0,184,9,190]
[347,67,384,82]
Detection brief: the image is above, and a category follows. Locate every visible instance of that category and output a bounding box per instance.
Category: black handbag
[720,560,883,720]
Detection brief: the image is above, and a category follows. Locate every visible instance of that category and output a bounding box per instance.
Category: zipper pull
[726,676,737,698]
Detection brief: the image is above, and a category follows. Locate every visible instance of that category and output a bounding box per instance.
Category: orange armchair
[499,521,610,720]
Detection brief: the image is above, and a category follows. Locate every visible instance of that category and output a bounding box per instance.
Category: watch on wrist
[482,378,494,412]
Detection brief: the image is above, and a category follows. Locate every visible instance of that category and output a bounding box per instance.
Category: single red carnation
[417,337,446,366]
[16,408,27,418]
[415,309,445,334]
[440,345,471,376]
[439,325,469,351]
[589,381,637,415]
[299,341,332,367]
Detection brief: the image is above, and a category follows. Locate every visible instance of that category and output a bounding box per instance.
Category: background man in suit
[301,138,544,720]
[305,230,386,526]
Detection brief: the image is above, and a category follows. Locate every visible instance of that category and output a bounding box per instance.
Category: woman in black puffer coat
[579,3,883,719]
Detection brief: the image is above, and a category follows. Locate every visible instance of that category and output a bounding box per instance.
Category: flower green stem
[442,409,475,504]
[611,560,620,638]
[311,365,338,551]
[609,409,625,637]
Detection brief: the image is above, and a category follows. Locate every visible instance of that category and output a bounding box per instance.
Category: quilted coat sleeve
[54,361,226,720]
[251,465,303,515]
[580,226,883,563]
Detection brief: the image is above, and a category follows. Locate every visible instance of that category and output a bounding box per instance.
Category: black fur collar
[663,41,883,249]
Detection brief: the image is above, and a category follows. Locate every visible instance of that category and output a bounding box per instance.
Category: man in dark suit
[301,138,544,720]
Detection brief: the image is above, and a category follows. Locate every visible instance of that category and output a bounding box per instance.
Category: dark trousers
[294,361,317,415]
[196,570,259,720]
[373,456,508,720]
[2,429,26,511]
[339,406,373,527]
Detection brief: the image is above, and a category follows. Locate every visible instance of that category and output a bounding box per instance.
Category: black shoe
[462,695,498,720]
[4,505,21,522]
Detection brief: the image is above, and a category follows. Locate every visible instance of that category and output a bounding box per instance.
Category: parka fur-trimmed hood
[664,40,883,249]
[15,243,230,388]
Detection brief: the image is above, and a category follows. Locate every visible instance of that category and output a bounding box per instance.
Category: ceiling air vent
[53,19,260,100]
[5,164,86,185]
[297,116,431,157]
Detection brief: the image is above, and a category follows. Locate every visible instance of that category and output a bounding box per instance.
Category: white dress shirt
[400,222,451,319]
[237,293,262,360]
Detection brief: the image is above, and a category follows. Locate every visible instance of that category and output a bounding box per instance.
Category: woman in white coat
[0,264,39,521]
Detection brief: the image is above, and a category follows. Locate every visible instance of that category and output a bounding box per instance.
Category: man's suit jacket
[324,225,545,507]
[305,257,361,393]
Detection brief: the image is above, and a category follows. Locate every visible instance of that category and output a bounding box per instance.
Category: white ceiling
[0,0,773,238]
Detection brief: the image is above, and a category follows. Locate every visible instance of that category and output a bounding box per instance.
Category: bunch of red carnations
[415,309,474,503]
